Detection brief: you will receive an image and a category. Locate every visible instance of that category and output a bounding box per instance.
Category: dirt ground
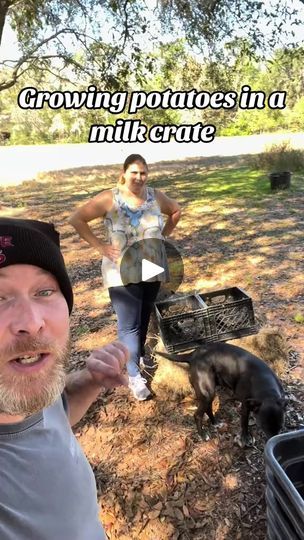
[1,155,303,539]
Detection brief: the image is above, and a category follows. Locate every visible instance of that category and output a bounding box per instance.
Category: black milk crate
[265,430,304,540]
[195,286,257,342]
[155,287,257,352]
[155,294,210,353]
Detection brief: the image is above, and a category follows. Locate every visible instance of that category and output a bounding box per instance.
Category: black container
[266,487,300,540]
[155,293,210,353]
[265,430,304,540]
[155,287,257,352]
[269,171,291,190]
[196,286,257,343]
[266,470,303,539]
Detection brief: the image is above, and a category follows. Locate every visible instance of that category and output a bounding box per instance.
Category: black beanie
[0,218,73,313]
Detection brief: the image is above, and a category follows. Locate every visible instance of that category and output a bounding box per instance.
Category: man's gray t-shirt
[0,395,106,540]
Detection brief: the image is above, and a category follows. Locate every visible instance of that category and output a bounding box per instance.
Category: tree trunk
[0,1,11,47]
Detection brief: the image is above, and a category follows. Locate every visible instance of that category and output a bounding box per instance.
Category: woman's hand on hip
[99,244,121,261]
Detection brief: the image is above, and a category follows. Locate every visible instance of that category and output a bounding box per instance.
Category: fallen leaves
[4,157,304,540]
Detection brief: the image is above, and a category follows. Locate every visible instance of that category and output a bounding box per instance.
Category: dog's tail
[155,350,193,363]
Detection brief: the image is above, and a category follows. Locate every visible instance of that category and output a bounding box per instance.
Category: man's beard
[0,337,70,417]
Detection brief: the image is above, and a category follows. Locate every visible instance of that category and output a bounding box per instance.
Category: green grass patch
[152,166,304,204]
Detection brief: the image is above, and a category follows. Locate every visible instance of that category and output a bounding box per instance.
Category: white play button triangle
[120,239,184,293]
[142,258,164,281]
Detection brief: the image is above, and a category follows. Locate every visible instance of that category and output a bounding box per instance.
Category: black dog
[156,342,287,446]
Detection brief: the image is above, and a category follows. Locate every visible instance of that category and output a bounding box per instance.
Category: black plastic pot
[269,171,291,190]
[265,430,304,540]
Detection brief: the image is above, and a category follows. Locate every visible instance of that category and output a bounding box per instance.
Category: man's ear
[246,398,261,412]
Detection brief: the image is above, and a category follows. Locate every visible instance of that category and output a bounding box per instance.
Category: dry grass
[230,326,289,377]
[151,338,193,400]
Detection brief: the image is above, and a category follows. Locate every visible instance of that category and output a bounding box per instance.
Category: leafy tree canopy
[0,0,303,92]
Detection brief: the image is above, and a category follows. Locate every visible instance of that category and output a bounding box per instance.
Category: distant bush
[251,140,304,171]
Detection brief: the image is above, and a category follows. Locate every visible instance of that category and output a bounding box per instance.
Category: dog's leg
[205,402,216,425]
[194,398,215,439]
[190,364,216,439]
[237,402,254,447]
[194,401,205,437]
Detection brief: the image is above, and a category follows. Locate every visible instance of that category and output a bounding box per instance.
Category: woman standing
[69,154,181,400]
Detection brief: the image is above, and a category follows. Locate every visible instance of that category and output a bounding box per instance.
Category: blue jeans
[109,281,161,377]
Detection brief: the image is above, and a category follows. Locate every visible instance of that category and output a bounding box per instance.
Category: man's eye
[37,289,54,297]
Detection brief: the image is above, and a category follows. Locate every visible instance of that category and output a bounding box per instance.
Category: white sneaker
[129,374,151,401]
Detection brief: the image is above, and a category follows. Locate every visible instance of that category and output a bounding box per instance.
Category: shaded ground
[1,155,304,539]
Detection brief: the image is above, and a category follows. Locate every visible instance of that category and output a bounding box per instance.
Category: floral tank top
[101,187,169,288]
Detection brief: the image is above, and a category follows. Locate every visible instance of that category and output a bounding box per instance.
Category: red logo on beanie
[0,236,14,248]
[0,236,13,265]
